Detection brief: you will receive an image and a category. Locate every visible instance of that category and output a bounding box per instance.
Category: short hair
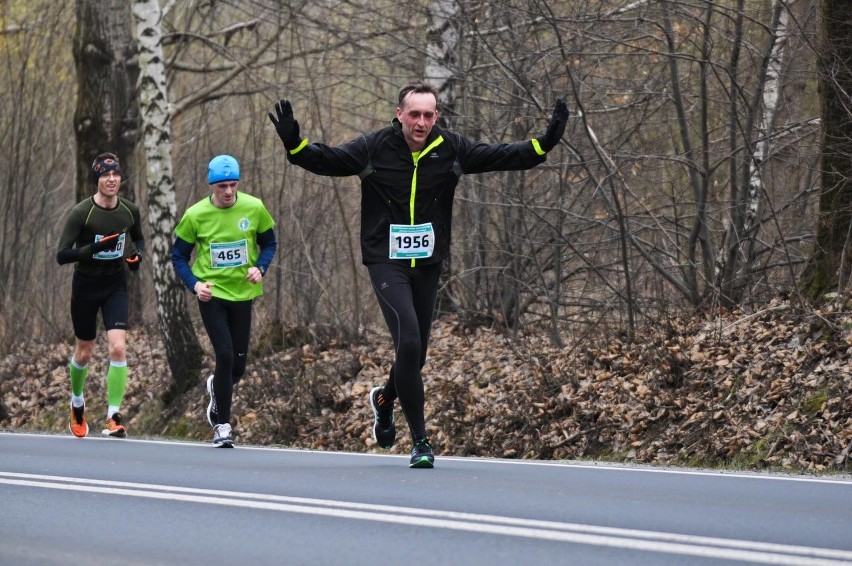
[94,151,119,163]
[397,81,439,108]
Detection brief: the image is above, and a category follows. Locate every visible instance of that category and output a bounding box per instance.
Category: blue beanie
[208,155,240,184]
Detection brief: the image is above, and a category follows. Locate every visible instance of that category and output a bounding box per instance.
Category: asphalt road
[1,432,850,565]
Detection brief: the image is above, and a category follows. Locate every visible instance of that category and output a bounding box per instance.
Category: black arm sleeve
[57,247,90,265]
[132,238,146,257]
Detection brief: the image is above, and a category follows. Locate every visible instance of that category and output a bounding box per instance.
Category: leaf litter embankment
[2,297,850,473]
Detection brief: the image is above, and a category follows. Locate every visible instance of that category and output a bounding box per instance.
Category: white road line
[2,472,850,565]
[3,432,850,485]
[5,432,852,486]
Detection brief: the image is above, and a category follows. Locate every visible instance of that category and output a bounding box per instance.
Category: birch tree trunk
[719,0,789,305]
[738,0,789,293]
[744,1,788,236]
[426,0,458,115]
[426,0,460,317]
[132,0,203,398]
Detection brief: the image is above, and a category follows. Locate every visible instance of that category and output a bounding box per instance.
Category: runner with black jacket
[269,81,568,467]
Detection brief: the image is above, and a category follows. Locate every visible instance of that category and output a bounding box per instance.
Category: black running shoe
[409,438,434,468]
[369,386,396,449]
[206,375,218,427]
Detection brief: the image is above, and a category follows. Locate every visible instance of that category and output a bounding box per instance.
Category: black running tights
[198,297,253,425]
[367,261,441,440]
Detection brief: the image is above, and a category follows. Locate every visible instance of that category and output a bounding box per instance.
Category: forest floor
[2,296,850,475]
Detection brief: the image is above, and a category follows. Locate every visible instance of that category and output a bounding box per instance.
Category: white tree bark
[715,0,791,305]
[425,0,458,112]
[425,0,461,315]
[132,0,202,394]
[744,0,790,234]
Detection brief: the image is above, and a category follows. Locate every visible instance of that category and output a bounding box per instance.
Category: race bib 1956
[389,223,435,259]
[210,239,249,268]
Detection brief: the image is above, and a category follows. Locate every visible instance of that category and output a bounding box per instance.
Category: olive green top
[57,196,144,277]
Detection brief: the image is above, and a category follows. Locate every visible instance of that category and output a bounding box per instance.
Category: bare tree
[413,0,821,344]
[0,2,74,350]
[74,0,144,320]
[132,0,203,398]
[73,0,140,203]
[129,0,364,390]
[1,0,833,356]
[426,0,462,316]
[803,0,852,297]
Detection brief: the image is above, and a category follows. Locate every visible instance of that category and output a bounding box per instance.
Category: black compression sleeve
[57,246,91,265]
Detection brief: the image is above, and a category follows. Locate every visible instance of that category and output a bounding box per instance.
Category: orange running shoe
[69,404,88,438]
[102,413,127,438]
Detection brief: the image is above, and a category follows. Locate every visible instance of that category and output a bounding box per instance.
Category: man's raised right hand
[268,100,302,150]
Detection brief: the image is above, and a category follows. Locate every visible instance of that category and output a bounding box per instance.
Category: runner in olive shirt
[57,152,145,439]
[171,154,277,447]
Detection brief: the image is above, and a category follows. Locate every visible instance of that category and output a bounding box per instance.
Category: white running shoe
[213,423,233,448]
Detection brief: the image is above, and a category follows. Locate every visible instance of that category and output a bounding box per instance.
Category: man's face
[97,170,121,198]
[211,180,239,208]
[396,92,439,151]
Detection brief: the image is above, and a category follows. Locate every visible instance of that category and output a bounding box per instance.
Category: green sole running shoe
[409,438,434,468]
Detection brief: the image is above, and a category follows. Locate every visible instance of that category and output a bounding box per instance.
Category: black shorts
[70,270,129,340]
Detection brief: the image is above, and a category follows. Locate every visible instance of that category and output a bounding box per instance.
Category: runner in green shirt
[171,155,277,447]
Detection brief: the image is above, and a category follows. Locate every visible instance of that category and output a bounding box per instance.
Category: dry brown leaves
[1,297,850,474]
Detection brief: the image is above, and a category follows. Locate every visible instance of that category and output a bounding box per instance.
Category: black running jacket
[286,118,547,266]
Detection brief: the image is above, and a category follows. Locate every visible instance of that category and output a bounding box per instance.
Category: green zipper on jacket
[409,136,444,267]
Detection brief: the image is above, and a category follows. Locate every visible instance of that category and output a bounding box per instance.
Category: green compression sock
[69,358,88,398]
[106,360,128,408]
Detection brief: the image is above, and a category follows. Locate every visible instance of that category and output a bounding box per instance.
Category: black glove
[90,233,120,254]
[538,98,569,152]
[268,100,302,150]
[125,252,142,271]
